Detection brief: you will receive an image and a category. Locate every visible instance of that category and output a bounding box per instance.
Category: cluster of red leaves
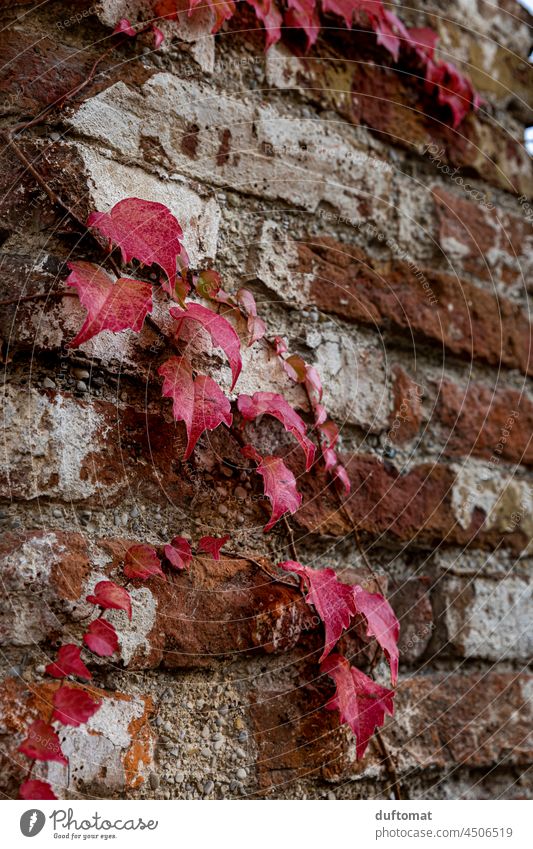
[17,573,137,799]
[281,560,399,757]
[25,195,399,798]
[146,0,478,127]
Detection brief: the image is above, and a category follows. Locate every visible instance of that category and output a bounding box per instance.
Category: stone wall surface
[0,0,532,800]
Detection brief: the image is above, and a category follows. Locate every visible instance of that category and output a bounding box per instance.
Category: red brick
[298,237,532,376]
[295,453,528,552]
[389,366,423,444]
[435,380,533,466]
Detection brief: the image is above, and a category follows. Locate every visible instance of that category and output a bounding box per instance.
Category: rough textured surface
[0,0,532,801]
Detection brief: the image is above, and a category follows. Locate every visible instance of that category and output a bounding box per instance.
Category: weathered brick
[435,380,533,466]
[435,575,533,661]
[0,676,155,798]
[295,453,532,553]
[388,366,423,445]
[250,670,533,786]
[296,237,532,376]
[432,187,533,288]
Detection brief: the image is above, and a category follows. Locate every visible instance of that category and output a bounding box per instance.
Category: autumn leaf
[236,288,266,346]
[52,686,101,727]
[280,561,356,660]
[164,536,193,571]
[113,17,136,36]
[45,644,91,680]
[242,444,302,531]
[353,585,400,685]
[86,580,132,620]
[87,198,188,297]
[246,0,282,48]
[321,653,395,759]
[198,535,230,560]
[19,779,57,800]
[170,303,242,389]
[124,544,165,581]
[159,357,233,459]
[66,262,153,348]
[332,463,351,494]
[238,391,315,471]
[407,26,439,62]
[284,0,320,50]
[189,0,236,32]
[83,619,119,657]
[18,720,68,765]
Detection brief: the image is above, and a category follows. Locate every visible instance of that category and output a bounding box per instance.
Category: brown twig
[374,727,405,801]
[0,291,78,307]
[224,549,298,588]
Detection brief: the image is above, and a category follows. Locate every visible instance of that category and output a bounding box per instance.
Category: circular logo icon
[20,810,46,837]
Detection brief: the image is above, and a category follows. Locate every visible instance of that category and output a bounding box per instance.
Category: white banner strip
[4,799,531,848]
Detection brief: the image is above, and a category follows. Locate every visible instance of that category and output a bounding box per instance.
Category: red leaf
[273,336,288,355]
[170,303,242,389]
[407,26,439,62]
[284,0,320,50]
[424,60,475,128]
[305,364,323,404]
[243,445,302,531]
[124,544,165,581]
[164,536,193,571]
[246,0,282,48]
[319,419,339,448]
[236,288,266,346]
[152,25,165,48]
[66,262,153,348]
[86,580,132,620]
[188,0,236,33]
[196,269,223,299]
[159,357,232,459]
[374,9,409,62]
[113,18,136,36]
[45,644,91,680]
[353,585,399,685]
[87,198,187,296]
[332,463,351,494]
[18,720,68,765]
[280,561,356,660]
[83,619,119,657]
[321,653,395,759]
[52,686,101,727]
[198,535,230,560]
[20,779,57,800]
[238,391,315,471]
[321,0,353,27]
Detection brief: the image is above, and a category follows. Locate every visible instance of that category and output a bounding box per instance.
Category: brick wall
[1,0,532,800]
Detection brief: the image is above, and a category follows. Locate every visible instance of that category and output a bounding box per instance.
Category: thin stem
[374,727,405,801]
[0,291,78,307]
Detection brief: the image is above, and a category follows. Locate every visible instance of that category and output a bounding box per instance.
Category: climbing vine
[16,197,400,799]
[125,0,480,127]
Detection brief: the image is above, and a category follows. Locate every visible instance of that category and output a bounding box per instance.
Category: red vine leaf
[242,445,302,531]
[284,0,321,50]
[45,644,92,680]
[18,720,68,765]
[113,18,136,36]
[407,26,439,62]
[170,303,242,389]
[374,9,409,62]
[321,653,395,759]
[353,585,400,684]
[283,353,307,383]
[66,262,153,348]
[20,779,57,800]
[237,391,316,471]
[424,60,476,128]
[236,288,266,346]
[332,463,351,494]
[280,561,356,660]
[52,686,101,727]
[246,0,283,48]
[159,357,233,459]
[164,536,193,571]
[86,580,132,620]
[87,198,188,298]
[152,25,165,48]
[305,365,323,404]
[83,619,119,657]
[124,544,165,581]
[198,535,230,560]
[189,0,236,32]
